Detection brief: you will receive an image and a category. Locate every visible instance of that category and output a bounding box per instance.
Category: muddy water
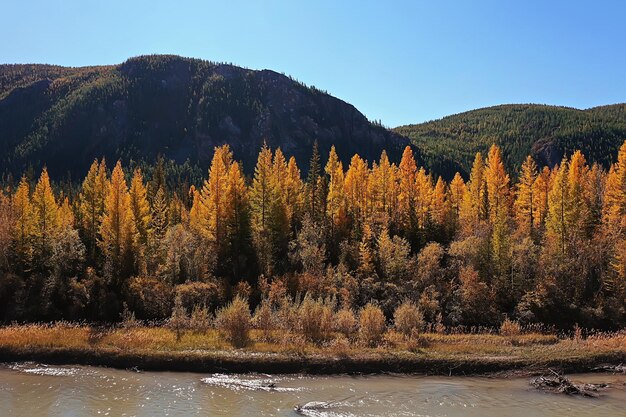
[0,363,625,416]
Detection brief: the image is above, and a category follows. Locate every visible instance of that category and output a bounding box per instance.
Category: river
[0,363,624,416]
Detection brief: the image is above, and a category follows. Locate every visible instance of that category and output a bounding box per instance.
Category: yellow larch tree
[370,150,396,229]
[448,172,466,233]
[270,147,291,247]
[30,168,60,263]
[284,156,304,230]
[11,176,34,269]
[250,143,285,275]
[79,158,109,257]
[0,192,14,270]
[325,146,347,236]
[344,154,371,238]
[99,161,136,282]
[460,152,487,236]
[58,197,75,230]
[398,146,418,239]
[414,168,433,239]
[484,145,511,275]
[514,155,538,238]
[224,160,251,277]
[430,176,449,231]
[603,141,626,229]
[566,150,590,238]
[129,168,152,249]
[585,163,605,232]
[602,141,626,297]
[188,185,204,234]
[197,145,233,245]
[546,158,569,254]
[532,166,551,233]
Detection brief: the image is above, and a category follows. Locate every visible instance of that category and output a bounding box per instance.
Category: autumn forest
[1,140,625,331]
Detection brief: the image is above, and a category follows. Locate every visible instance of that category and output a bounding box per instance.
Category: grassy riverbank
[0,324,624,375]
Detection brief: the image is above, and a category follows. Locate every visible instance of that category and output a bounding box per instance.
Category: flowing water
[0,362,625,416]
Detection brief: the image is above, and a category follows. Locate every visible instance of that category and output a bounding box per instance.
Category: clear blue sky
[2,0,625,126]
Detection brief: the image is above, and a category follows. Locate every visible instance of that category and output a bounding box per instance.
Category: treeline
[0,141,625,329]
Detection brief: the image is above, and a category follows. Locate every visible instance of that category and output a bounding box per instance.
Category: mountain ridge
[0,55,411,180]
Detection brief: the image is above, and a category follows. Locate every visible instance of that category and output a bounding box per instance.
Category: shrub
[120,303,140,329]
[127,276,173,319]
[406,329,431,351]
[253,299,274,341]
[167,295,189,340]
[175,281,220,313]
[275,296,299,332]
[382,330,404,348]
[234,281,252,301]
[359,303,386,347]
[325,335,351,358]
[215,296,251,348]
[298,295,334,343]
[189,304,211,333]
[334,308,358,337]
[500,318,522,337]
[393,301,424,338]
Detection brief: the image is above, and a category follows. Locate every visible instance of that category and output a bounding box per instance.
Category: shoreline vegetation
[1,322,624,376]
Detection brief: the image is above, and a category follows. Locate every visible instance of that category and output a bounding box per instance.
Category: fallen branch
[591,363,625,374]
[531,369,607,397]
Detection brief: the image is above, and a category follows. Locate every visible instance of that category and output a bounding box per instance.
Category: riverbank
[0,324,624,375]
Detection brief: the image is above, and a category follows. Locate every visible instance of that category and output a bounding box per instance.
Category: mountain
[0,55,411,180]
[395,104,626,178]
[3,56,625,183]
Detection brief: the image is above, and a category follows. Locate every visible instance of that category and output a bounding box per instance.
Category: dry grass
[0,323,623,371]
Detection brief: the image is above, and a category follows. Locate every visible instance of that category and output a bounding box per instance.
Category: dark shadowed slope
[0,55,411,180]
[395,104,626,177]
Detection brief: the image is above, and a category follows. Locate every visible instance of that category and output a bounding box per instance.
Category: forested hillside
[0,55,410,181]
[395,104,626,178]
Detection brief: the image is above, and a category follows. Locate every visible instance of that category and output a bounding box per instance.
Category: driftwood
[591,363,626,374]
[531,369,607,397]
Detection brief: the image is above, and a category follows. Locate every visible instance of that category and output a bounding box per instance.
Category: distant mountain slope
[395,104,626,177]
[0,55,411,180]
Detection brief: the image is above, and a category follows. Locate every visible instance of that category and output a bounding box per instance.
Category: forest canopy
[0,140,625,330]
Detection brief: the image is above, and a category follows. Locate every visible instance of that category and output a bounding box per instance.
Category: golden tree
[250,143,287,275]
[546,158,569,254]
[448,172,466,232]
[485,145,511,274]
[78,158,108,257]
[129,168,152,248]
[460,152,487,236]
[567,150,590,238]
[11,176,33,268]
[344,154,370,237]
[31,168,60,263]
[430,176,449,230]
[398,146,418,236]
[99,161,136,281]
[284,156,304,230]
[602,141,626,231]
[325,145,347,235]
[602,141,626,296]
[514,155,538,238]
[532,166,551,233]
[414,168,433,236]
[370,150,397,229]
[196,145,233,244]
